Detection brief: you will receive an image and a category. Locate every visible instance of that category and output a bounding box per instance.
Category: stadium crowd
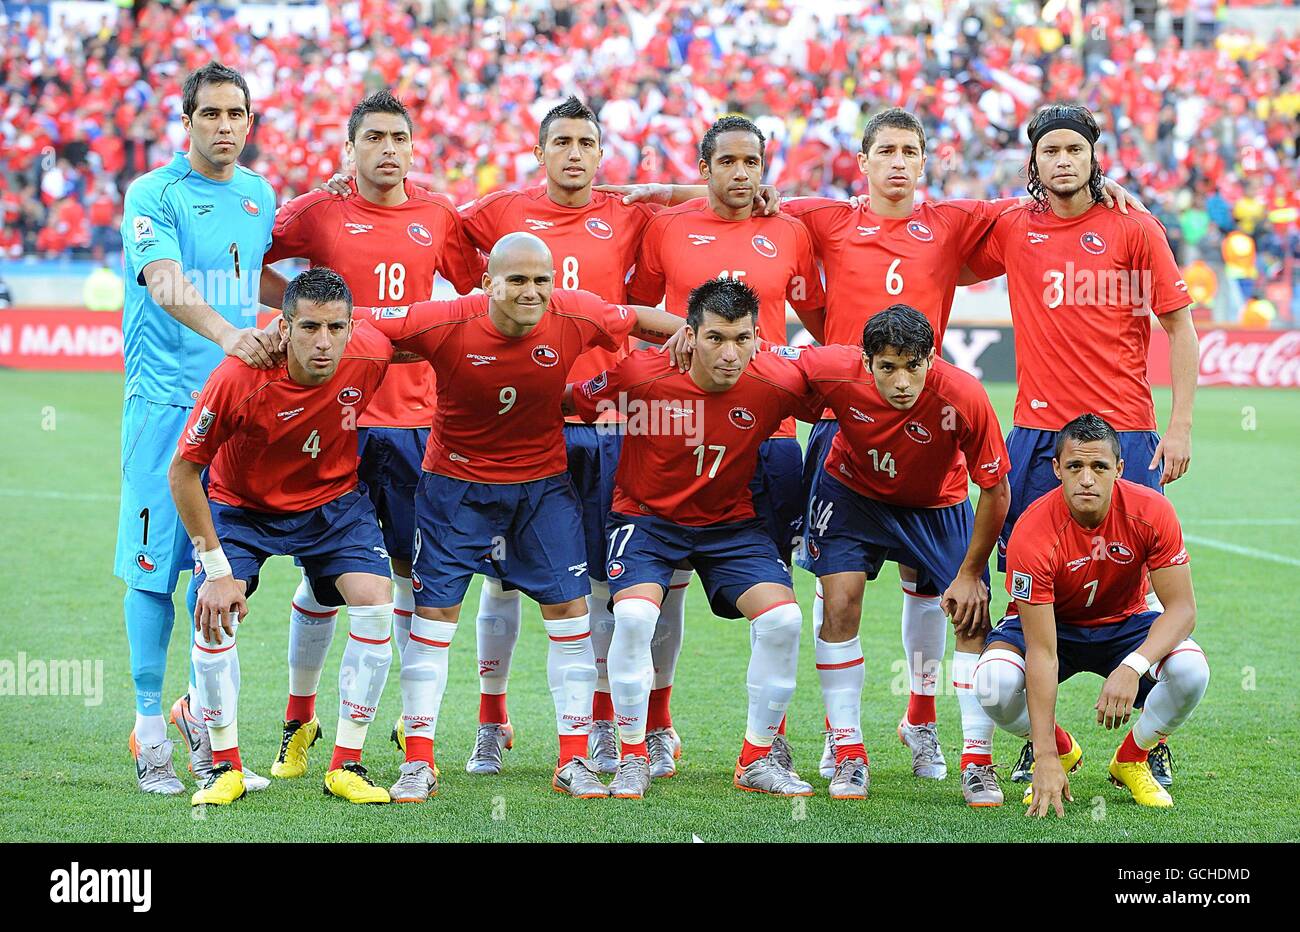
[2,0,1299,292]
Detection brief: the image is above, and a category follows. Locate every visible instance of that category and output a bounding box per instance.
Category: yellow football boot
[323,760,390,804]
[1108,753,1174,808]
[191,762,246,806]
[271,718,321,778]
[1022,731,1084,806]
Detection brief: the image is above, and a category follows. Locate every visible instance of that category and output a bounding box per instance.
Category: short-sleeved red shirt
[178,320,393,513]
[1004,479,1190,627]
[365,290,637,482]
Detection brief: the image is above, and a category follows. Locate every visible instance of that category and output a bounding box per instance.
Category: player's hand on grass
[194,577,246,645]
[659,325,693,372]
[321,172,354,198]
[1098,177,1149,215]
[1096,666,1140,730]
[1150,425,1191,485]
[941,570,990,636]
[595,182,673,206]
[1027,758,1072,818]
[222,326,279,369]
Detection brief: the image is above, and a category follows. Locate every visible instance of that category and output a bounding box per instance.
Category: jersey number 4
[302,429,322,459]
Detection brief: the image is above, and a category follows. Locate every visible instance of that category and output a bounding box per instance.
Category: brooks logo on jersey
[856,225,881,236]
[524,219,554,231]
[467,354,496,366]
[687,234,716,246]
[345,223,373,235]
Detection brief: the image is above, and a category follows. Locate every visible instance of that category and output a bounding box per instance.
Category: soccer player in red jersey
[794,305,1012,804]
[258,90,485,780]
[454,97,666,776]
[564,278,822,799]
[622,114,826,776]
[168,269,409,807]
[963,104,1198,786]
[974,415,1208,814]
[360,232,685,800]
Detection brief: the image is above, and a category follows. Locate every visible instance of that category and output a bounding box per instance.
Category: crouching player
[564,277,821,799]
[796,305,1011,804]
[975,414,1209,814]
[168,268,403,806]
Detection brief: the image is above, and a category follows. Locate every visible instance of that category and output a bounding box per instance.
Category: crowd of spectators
[2,0,1298,311]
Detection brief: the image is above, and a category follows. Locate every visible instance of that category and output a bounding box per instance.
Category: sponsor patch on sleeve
[773,345,801,359]
[132,216,155,243]
[377,306,410,319]
[582,371,609,397]
[1011,571,1032,600]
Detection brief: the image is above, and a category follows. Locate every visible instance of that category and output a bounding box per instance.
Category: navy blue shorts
[999,427,1161,570]
[985,610,1161,706]
[412,471,590,609]
[749,436,804,558]
[565,423,624,583]
[357,426,429,564]
[799,419,839,519]
[200,487,391,608]
[799,467,983,596]
[604,512,792,619]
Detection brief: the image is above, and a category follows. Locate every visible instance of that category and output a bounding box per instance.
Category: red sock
[647,686,673,731]
[906,693,936,725]
[835,742,868,765]
[1054,723,1073,756]
[558,734,586,765]
[479,693,507,725]
[406,735,434,766]
[777,715,787,736]
[212,746,242,771]
[739,740,771,767]
[621,741,647,759]
[285,693,315,723]
[1116,730,1148,763]
[592,691,614,722]
[960,752,993,769]
[329,745,361,771]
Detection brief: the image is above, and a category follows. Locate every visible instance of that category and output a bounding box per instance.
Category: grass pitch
[0,371,1297,842]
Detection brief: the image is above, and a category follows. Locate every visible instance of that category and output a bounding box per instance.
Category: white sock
[589,579,615,698]
[475,577,521,701]
[1133,640,1209,749]
[400,617,458,740]
[815,635,864,755]
[813,578,824,641]
[337,603,394,748]
[288,575,337,700]
[651,569,691,689]
[973,649,1030,738]
[544,615,597,747]
[901,590,946,718]
[192,622,240,751]
[746,602,802,748]
[135,713,167,746]
[608,598,659,748]
[393,574,415,656]
[953,650,995,763]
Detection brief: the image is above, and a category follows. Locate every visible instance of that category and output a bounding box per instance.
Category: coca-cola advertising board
[1146,327,1300,388]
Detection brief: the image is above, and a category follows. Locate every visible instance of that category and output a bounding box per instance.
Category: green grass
[1,372,1297,842]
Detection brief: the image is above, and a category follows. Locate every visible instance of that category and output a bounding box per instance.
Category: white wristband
[198,546,233,580]
[1120,652,1151,678]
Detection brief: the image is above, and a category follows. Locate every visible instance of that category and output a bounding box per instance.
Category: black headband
[1029,116,1099,148]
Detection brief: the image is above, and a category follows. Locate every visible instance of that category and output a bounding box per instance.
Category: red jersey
[794,347,1011,508]
[178,320,393,513]
[459,185,661,414]
[966,202,1189,431]
[626,199,825,439]
[1004,480,1190,627]
[265,180,485,429]
[365,290,637,483]
[571,349,819,526]
[783,197,1008,352]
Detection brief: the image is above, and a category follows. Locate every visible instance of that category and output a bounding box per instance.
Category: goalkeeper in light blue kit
[116,62,285,794]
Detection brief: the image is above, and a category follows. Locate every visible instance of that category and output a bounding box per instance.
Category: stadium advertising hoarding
[2,309,1297,388]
